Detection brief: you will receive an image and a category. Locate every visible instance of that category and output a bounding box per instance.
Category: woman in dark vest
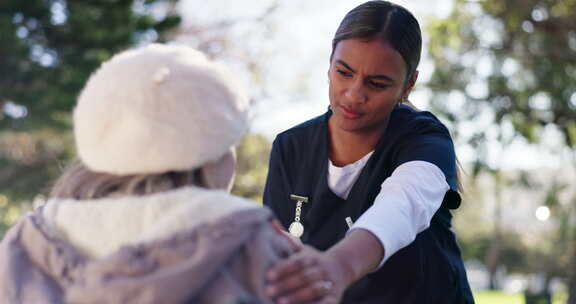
[264,1,475,303]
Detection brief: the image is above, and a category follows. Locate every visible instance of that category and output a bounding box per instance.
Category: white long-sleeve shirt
[328,155,449,268]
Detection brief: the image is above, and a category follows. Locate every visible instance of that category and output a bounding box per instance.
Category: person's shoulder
[179,187,261,213]
[391,105,450,136]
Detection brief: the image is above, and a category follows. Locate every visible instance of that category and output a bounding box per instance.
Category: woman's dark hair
[331,1,422,81]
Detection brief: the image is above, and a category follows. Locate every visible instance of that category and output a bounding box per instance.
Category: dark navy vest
[263,106,474,303]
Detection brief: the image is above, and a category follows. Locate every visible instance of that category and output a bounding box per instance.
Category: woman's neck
[328,118,388,167]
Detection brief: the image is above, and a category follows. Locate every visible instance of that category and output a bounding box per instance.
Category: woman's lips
[340,105,362,119]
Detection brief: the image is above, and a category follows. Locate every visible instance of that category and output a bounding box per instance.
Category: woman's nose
[344,80,367,104]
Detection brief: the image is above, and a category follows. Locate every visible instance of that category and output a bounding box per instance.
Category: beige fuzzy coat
[0,186,293,303]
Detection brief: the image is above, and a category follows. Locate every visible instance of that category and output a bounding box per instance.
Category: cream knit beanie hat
[73,43,249,175]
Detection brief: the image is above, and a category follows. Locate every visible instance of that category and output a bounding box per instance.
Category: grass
[475,291,523,304]
[474,290,568,304]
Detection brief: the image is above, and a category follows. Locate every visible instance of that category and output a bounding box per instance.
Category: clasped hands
[267,221,353,304]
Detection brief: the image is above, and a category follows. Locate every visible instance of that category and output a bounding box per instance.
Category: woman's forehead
[332,38,407,77]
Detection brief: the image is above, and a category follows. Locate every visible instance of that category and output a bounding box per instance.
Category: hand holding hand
[266,245,353,304]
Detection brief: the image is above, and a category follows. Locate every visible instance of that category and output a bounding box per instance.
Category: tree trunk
[485,234,501,290]
[568,230,576,304]
[485,171,503,290]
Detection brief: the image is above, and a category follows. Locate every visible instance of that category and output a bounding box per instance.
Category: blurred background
[0,0,574,302]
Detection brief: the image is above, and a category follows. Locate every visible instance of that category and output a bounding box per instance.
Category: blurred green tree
[426,0,576,300]
[0,0,181,234]
[232,133,272,203]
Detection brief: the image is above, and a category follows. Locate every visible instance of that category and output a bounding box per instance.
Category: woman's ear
[200,148,237,191]
[397,71,419,109]
[403,70,419,98]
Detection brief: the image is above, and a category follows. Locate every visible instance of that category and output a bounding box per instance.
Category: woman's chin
[331,115,367,132]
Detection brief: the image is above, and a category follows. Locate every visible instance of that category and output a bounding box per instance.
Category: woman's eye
[336,69,352,77]
[369,81,389,89]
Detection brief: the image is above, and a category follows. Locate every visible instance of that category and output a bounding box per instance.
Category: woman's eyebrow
[369,74,395,83]
[336,59,355,72]
[336,59,395,83]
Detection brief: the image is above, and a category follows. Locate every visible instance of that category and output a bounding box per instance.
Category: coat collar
[42,186,258,258]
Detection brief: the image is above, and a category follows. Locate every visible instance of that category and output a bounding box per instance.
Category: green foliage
[232,133,272,203]
[0,0,181,130]
[0,0,180,233]
[426,0,576,150]
[427,0,576,296]
[459,232,529,274]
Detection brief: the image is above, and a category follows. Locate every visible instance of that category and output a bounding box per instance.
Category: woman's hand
[265,245,353,304]
[266,229,384,304]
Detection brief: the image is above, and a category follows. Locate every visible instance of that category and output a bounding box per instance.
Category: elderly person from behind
[0,44,295,303]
